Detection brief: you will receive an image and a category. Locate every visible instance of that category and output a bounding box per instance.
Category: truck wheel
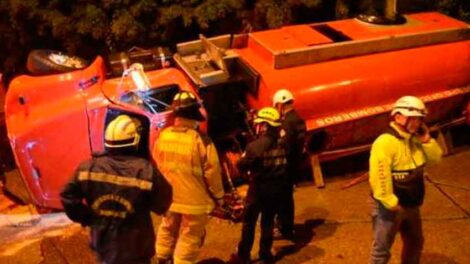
[27,50,88,75]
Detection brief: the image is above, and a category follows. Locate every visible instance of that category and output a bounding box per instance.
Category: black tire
[27,50,88,75]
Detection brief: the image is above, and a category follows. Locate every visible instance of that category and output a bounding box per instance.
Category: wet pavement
[0,147,469,264]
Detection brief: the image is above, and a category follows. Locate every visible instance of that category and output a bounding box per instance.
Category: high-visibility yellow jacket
[153,118,224,215]
[369,122,442,210]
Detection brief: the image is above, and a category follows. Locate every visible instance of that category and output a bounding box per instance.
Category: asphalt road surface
[0,146,469,264]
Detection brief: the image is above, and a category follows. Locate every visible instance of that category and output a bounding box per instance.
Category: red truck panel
[4,12,469,209]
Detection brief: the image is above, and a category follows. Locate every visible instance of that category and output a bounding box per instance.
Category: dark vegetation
[0,0,468,85]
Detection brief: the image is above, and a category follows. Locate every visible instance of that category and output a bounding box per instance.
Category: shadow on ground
[421,253,458,264]
[197,257,226,264]
[274,218,333,263]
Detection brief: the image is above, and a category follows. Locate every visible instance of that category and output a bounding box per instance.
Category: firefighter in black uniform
[60,114,172,264]
[272,89,306,239]
[230,107,288,264]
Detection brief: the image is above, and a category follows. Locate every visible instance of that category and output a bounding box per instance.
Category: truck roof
[232,12,470,127]
[243,12,469,69]
[174,12,469,129]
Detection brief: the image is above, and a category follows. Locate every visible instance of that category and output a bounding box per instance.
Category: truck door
[5,61,103,209]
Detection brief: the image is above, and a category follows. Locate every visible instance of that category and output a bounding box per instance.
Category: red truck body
[4,12,470,209]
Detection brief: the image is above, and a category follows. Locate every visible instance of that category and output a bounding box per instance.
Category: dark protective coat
[60,153,172,264]
[236,128,288,261]
[282,109,306,181]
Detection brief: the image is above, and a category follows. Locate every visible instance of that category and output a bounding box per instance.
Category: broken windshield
[119,84,179,114]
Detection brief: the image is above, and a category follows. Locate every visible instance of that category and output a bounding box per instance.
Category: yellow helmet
[105,115,142,148]
[254,107,281,127]
[171,91,205,121]
[172,91,200,110]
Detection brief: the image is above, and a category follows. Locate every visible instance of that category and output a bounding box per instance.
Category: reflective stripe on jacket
[153,118,224,215]
[369,122,442,210]
[60,153,172,263]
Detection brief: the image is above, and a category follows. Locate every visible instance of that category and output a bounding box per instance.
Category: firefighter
[60,114,172,264]
[272,88,306,239]
[230,107,288,264]
[153,91,225,264]
[369,96,443,264]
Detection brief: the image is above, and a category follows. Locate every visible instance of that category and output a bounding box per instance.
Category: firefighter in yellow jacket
[369,96,442,264]
[153,91,225,264]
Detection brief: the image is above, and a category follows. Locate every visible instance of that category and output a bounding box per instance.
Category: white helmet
[391,96,427,117]
[273,89,294,105]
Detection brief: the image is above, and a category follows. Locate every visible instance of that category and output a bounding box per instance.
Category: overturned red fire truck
[4,12,470,209]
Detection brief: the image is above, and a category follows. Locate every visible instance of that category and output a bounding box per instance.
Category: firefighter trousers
[237,196,280,261]
[156,211,209,264]
[276,187,295,235]
[370,199,423,264]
